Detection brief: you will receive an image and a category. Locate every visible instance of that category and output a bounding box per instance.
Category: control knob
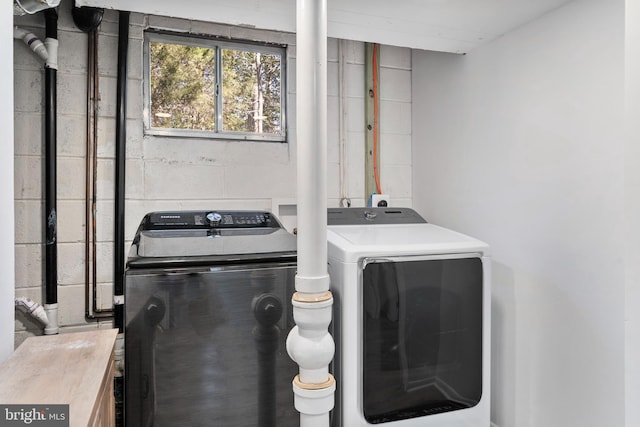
[206,212,222,225]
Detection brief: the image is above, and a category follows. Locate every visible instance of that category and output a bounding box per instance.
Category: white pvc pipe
[295,0,329,294]
[301,414,330,427]
[44,303,59,335]
[14,26,48,62]
[287,297,334,383]
[44,37,58,70]
[286,1,335,427]
[14,297,49,326]
[294,380,336,427]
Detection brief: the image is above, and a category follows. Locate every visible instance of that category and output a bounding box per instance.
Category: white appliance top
[327,223,490,263]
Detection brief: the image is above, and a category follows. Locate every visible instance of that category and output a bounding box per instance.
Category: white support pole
[286,0,335,426]
[295,0,328,286]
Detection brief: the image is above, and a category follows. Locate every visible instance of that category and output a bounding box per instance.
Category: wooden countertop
[0,329,118,425]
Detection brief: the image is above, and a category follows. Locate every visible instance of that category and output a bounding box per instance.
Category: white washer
[327,208,490,427]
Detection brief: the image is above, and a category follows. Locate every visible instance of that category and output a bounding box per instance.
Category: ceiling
[77,0,576,53]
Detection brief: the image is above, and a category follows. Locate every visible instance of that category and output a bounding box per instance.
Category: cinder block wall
[13,1,412,345]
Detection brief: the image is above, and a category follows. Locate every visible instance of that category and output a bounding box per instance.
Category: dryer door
[361,254,483,423]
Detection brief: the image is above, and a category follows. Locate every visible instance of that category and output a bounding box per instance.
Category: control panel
[143,211,280,230]
[327,207,427,225]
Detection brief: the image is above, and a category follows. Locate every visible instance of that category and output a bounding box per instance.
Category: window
[144,32,287,142]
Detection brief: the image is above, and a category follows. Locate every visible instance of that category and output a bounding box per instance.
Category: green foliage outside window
[147,34,285,139]
[150,42,216,130]
[222,49,282,134]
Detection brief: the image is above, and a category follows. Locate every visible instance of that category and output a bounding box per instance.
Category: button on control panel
[229,213,268,226]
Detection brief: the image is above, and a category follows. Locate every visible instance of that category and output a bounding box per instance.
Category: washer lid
[127,210,296,268]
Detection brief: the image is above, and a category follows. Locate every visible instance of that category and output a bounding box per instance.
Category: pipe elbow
[13,27,49,62]
[15,297,49,327]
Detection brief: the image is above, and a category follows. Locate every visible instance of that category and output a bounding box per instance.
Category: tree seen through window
[147,34,285,140]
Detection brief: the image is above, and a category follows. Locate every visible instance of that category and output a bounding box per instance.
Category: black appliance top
[140,210,282,230]
[327,207,427,225]
[127,210,296,269]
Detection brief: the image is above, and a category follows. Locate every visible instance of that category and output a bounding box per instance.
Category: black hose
[44,9,58,306]
[114,11,130,332]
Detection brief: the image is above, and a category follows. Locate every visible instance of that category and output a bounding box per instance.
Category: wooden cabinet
[0,329,118,427]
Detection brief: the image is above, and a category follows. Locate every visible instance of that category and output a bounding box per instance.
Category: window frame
[143,30,288,143]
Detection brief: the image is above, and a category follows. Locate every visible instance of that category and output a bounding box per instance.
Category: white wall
[412,1,625,426]
[12,2,412,345]
[1,0,15,361]
[626,0,640,425]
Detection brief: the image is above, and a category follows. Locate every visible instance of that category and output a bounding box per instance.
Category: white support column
[286,0,335,426]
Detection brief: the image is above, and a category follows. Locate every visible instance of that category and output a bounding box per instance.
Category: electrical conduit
[372,44,382,195]
[338,39,350,208]
[286,1,335,426]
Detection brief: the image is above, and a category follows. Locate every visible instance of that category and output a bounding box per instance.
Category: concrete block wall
[13,1,412,345]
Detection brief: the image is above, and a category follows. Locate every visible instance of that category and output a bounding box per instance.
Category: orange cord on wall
[372,44,382,195]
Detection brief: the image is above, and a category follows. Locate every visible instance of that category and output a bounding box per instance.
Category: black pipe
[114,11,130,332]
[44,9,58,307]
[72,5,104,33]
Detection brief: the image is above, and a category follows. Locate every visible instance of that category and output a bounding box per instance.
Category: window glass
[145,33,286,142]
[222,48,282,135]
[149,42,216,130]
